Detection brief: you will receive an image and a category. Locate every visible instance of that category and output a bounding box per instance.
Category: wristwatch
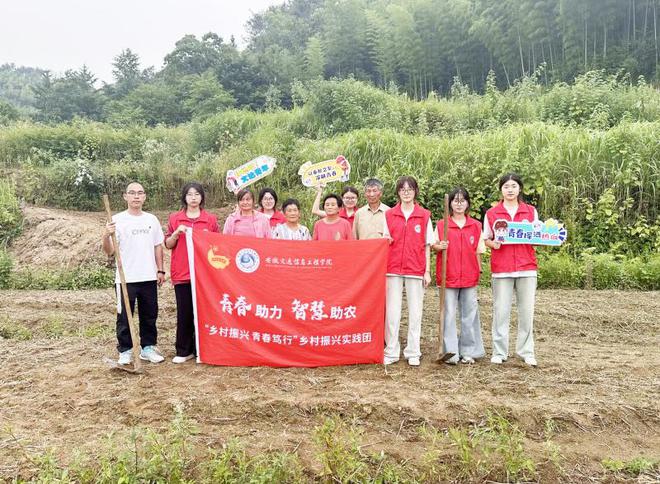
[157,270,166,275]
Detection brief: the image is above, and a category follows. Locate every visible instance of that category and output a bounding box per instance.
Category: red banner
[188,231,387,367]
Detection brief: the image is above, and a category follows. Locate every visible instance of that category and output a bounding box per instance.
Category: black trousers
[174,283,196,357]
[116,281,158,353]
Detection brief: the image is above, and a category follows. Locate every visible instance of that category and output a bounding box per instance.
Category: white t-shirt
[112,210,164,283]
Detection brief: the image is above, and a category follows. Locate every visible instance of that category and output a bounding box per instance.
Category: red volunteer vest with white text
[435,216,482,288]
[486,201,537,274]
[385,203,431,277]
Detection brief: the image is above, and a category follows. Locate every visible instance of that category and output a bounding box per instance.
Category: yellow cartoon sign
[298,155,351,187]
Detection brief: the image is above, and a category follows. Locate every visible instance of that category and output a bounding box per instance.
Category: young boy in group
[102,182,166,365]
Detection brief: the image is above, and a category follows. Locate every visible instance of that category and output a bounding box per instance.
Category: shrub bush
[0,248,12,288]
[538,252,584,289]
[0,179,22,244]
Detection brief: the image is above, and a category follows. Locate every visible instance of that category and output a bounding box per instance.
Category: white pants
[385,276,424,361]
[443,286,485,359]
[491,276,536,359]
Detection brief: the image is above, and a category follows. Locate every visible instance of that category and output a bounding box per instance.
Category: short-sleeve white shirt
[112,211,164,283]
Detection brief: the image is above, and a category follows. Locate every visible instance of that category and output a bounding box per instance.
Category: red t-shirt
[312,218,354,241]
[166,209,219,284]
[339,207,356,228]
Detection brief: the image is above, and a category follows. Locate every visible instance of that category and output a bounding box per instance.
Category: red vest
[385,203,431,276]
[167,209,219,284]
[435,216,482,288]
[486,201,537,274]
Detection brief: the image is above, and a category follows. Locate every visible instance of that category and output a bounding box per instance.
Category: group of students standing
[103,172,540,368]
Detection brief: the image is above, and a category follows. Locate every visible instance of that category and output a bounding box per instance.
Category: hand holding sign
[226,156,277,194]
[494,218,567,246]
[298,155,351,187]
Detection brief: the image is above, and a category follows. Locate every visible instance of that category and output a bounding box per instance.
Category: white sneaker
[408,357,420,367]
[172,354,195,364]
[524,356,538,367]
[117,350,132,365]
[490,355,505,364]
[460,356,475,364]
[445,354,459,365]
[384,356,399,365]
[140,346,164,363]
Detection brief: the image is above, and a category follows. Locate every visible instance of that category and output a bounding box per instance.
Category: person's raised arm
[311,185,327,218]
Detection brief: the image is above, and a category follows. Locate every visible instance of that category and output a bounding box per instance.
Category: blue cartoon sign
[226,156,277,194]
[493,218,567,246]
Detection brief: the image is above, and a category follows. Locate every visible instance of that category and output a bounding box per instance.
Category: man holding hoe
[102,182,166,365]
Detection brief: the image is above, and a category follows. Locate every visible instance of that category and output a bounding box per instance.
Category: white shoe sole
[140,354,164,363]
[172,355,195,364]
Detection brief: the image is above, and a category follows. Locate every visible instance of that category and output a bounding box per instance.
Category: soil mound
[9,206,234,271]
[9,207,108,270]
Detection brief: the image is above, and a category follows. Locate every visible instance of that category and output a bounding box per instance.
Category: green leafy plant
[0,179,22,245]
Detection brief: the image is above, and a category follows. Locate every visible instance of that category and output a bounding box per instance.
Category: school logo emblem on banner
[187,231,387,367]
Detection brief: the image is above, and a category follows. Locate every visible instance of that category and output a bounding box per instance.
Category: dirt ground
[1,207,658,481]
[0,286,658,481]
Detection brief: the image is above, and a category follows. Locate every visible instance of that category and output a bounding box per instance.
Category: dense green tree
[106,80,182,126]
[0,99,19,124]
[304,36,326,79]
[245,0,660,97]
[162,33,225,77]
[0,64,45,114]
[183,71,235,119]
[33,67,105,122]
[13,0,660,119]
[106,48,148,98]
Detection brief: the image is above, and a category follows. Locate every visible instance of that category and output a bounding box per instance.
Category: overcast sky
[1,0,283,84]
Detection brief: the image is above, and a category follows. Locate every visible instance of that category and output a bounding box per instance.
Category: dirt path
[1,287,658,480]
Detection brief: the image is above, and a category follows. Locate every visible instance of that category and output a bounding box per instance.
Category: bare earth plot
[0,286,658,481]
[0,206,658,481]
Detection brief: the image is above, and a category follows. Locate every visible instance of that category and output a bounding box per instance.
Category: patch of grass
[314,416,372,482]
[23,410,660,483]
[480,412,537,481]
[40,316,67,339]
[78,323,113,338]
[204,440,306,483]
[421,411,538,482]
[7,263,114,290]
[0,317,33,340]
[0,248,12,288]
[602,456,659,477]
